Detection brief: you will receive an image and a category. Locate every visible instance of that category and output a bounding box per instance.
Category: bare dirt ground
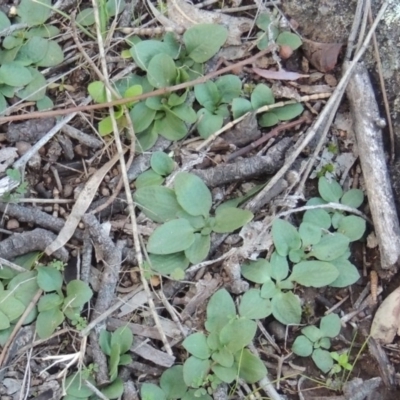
[0,0,400,399]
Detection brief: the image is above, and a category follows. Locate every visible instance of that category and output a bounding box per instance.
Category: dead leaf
[253,67,309,81]
[166,0,253,45]
[302,39,343,72]
[370,285,400,344]
[45,152,123,255]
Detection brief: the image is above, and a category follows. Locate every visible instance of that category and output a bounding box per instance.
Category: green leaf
[183,356,210,388]
[130,40,174,70]
[111,326,133,354]
[99,329,112,355]
[168,91,187,107]
[8,270,39,305]
[38,293,63,312]
[183,332,211,359]
[231,98,253,119]
[260,278,279,299]
[160,365,187,399]
[147,219,195,254]
[174,172,212,218]
[341,189,364,208]
[256,12,271,31]
[184,24,228,63]
[177,211,205,230]
[76,8,95,26]
[0,92,7,114]
[88,81,107,103]
[205,289,236,334]
[135,170,164,189]
[141,383,167,400]
[17,68,46,101]
[36,95,53,111]
[101,377,124,399]
[319,337,331,349]
[134,186,182,223]
[251,84,274,109]
[26,25,60,38]
[237,349,267,384]
[65,280,93,308]
[329,259,360,288]
[0,84,14,98]
[292,335,313,356]
[271,291,302,325]
[18,0,51,26]
[3,36,23,50]
[151,151,175,176]
[258,112,279,127]
[318,176,343,203]
[123,84,142,107]
[35,40,64,67]
[0,11,11,30]
[98,116,115,136]
[302,325,322,342]
[337,216,366,242]
[272,218,301,256]
[194,81,220,111]
[107,0,126,16]
[148,252,190,275]
[211,364,237,383]
[276,32,302,50]
[184,233,210,264]
[0,310,10,330]
[169,103,197,123]
[312,349,334,373]
[211,346,234,367]
[303,209,331,230]
[220,319,257,353]
[109,343,120,381]
[36,308,65,339]
[309,233,350,261]
[197,108,223,139]
[273,103,304,120]
[154,112,188,140]
[147,53,177,88]
[130,101,156,133]
[0,63,32,87]
[290,261,339,287]
[215,75,242,103]
[320,313,341,338]
[299,222,322,248]
[213,208,253,233]
[136,126,158,152]
[37,266,63,292]
[270,252,289,281]
[239,289,272,319]
[241,259,271,284]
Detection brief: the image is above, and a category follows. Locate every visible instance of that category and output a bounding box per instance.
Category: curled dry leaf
[166,0,252,45]
[302,39,343,72]
[253,67,309,81]
[370,285,400,344]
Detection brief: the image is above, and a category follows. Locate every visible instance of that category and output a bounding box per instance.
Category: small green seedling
[133,172,253,278]
[182,289,268,391]
[0,255,93,343]
[292,313,342,373]
[330,351,353,374]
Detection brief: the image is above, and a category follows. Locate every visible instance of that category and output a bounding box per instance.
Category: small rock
[6,219,19,230]
[268,320,286,341]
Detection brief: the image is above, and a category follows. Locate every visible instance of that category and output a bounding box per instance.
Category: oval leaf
[147,53,177,88]
[183,332,211,359]
[205,289,236,334]
[272,218,301,256]
[290,261,339,287]
[271,291,302,325]
[147,219,195,254]
[213,208,253,233]
[239,289,272,320]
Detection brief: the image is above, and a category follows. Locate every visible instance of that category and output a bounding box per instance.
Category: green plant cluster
[292,313,342,373]
[182,289,268,393]
[133,172,253,279]
[0,0,65,113]
[0,253,92,344]
[87,21,303,148]
[240,176,365,325]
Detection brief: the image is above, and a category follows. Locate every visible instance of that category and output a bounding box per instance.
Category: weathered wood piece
[345,61,400,269]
